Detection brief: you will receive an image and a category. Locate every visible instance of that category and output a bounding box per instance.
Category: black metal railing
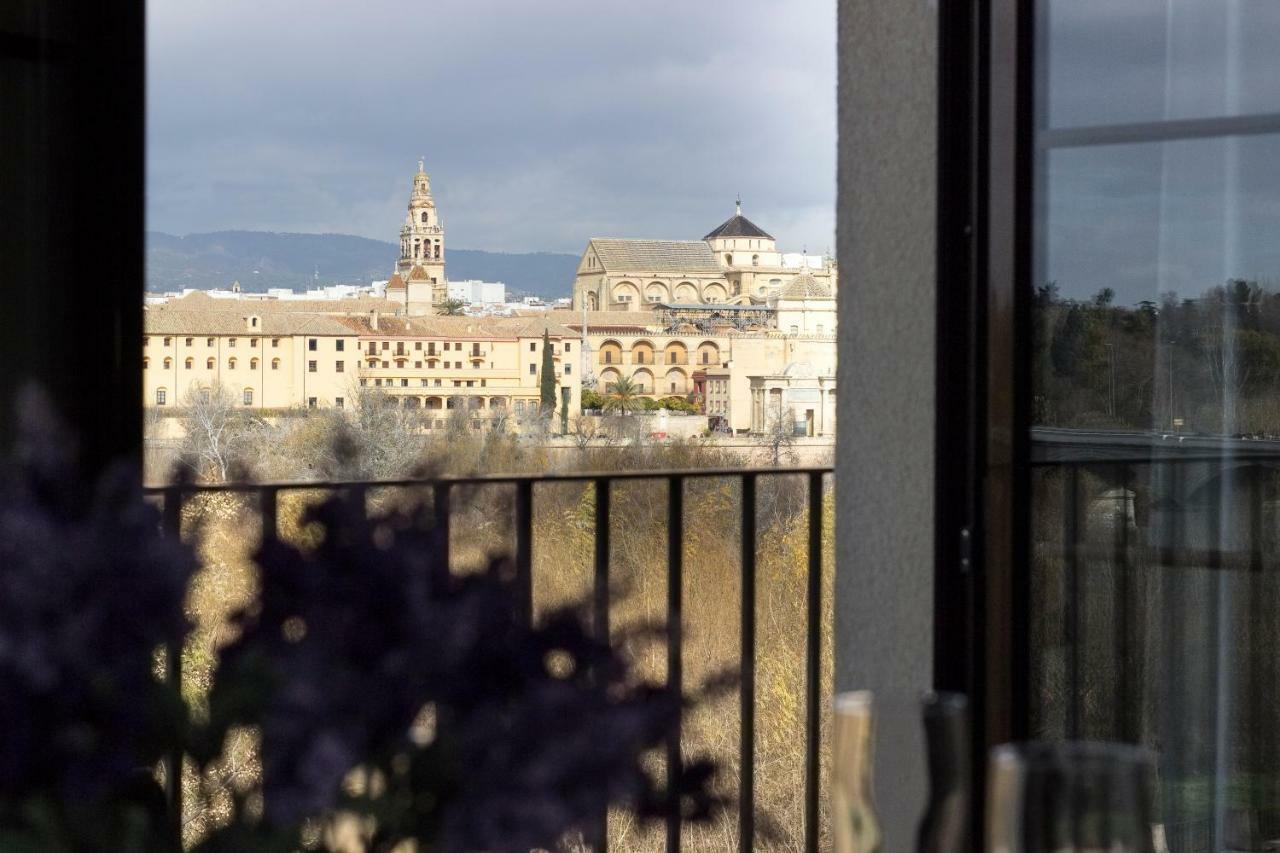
[1031,451,1280,852]
[147,466,832,853]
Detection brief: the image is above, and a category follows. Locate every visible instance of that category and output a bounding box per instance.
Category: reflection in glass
[1044,1,1280,129]
[1032,2,1280,851]
[986,742,1157,853]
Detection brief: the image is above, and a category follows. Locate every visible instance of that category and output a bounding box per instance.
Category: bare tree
[179,382,268,482]
[567,415,613,449]
[340,383,428,478]
[445,398,471,438]
[488,408,513,436]
[758,410,799,468]
[268,382,429,481]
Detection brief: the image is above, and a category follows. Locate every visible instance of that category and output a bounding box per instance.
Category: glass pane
[1045,0,1280,128]
[1033,4,1280,849]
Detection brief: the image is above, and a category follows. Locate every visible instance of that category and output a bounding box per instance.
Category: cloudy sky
[146,0,836,255]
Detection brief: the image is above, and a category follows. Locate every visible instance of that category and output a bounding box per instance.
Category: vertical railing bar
[1064,465,1081,739]
[162,486,184,840]
[1247,466,1267,823]
[593,478,611,644]
[592,477,611,853]
[1207,467,1223,572]
[1113,464,1131,741]
[515,480,534,628]
[666,476,684,853]
[739,474,757,853]
[1250,471,1263,574]
[433,481,451,575]
[803,471,823,853]
[348,482,369,526]
[259,486,278,544]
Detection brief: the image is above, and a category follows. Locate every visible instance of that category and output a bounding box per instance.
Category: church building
[385,160,447,315]
[571,202,838,312]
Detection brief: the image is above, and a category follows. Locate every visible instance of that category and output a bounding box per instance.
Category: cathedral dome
[777,271,831,299]
[782,361,817,379]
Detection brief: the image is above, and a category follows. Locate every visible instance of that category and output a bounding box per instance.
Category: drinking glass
[986,741,1157,853]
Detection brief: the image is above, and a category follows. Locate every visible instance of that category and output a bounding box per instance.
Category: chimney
[371,310,380,331]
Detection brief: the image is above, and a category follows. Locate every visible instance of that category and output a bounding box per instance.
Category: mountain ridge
[146,230,579,300]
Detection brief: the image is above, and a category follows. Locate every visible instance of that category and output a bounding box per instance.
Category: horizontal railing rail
[147,465,832,853]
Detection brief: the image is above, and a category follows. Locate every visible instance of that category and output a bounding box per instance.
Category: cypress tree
[539,330,556,416]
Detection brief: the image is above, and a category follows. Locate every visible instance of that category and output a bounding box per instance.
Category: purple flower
[202,488,723,850]
[0,386,196,849]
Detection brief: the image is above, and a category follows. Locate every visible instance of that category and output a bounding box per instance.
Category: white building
[447,279,506,306]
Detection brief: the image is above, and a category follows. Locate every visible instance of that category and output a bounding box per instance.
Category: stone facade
[390,160,447,314]
[556,309,837,435]
[142,294,580,432]
[571,202,838,312]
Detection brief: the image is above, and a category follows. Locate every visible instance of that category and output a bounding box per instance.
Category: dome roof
[782,361,817,379]
[777,271,831,299]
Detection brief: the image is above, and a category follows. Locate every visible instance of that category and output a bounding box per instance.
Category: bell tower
[396,159,447,313]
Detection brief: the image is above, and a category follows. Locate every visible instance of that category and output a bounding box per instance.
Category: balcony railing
[1031,446,1280,852]
[146,466,832,853]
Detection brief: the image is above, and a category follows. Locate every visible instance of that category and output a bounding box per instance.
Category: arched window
[163,357,172,369]
[155,388,167,406]
[243,388,254,406]
[184,357,193,369]
[207,357,215,369]
[250,358,259,369]
[752,254,759,266]
[271,358,280,370]
[726,254,733,266]
[414,240,420,258]
[421,211,429,224]
[228,357,237,369]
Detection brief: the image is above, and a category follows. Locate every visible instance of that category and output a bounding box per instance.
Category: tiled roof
[776,272,832,299]
[385,273,406,291]
[143,310,359,336]
[703,214,773,241]
[407,265,430,281]
[336,315,577,339]
[150,291,401,315]
[588,239,722,275]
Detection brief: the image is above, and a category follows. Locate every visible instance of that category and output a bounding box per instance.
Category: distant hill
[145,231,579,300]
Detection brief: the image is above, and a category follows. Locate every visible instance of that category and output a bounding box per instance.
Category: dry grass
[172,443,834,852]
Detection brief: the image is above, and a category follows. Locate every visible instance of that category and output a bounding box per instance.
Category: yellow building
[143,293,580,432]
[572,202,838,312]
[143,302,361,410]
[544,307,837,435]
[342,313,581,428]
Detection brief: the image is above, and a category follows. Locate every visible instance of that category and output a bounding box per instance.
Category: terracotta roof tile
[587,239,722,275]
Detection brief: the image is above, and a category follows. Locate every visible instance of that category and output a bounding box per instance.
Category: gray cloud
[147,0,836,254]
[1039,1,1280,305]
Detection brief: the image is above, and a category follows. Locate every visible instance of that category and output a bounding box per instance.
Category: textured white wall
[835,0,937,844]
